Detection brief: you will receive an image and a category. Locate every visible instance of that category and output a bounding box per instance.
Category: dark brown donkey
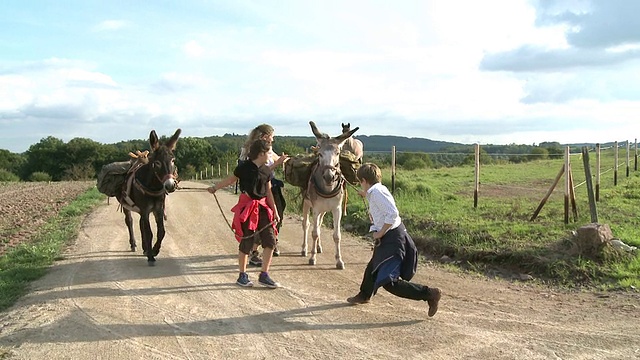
[116,129,181,265]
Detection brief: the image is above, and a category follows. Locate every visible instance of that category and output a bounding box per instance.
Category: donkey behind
[116,129,181,265]
[302,121,359,269]
[341,122,363,163]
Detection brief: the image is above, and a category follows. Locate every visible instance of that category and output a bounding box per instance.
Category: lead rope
[339,174,367,216]
[176,185,276,240]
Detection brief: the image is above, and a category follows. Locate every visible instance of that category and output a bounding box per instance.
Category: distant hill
[354,135,464,152]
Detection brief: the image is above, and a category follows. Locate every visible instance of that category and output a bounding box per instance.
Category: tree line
[0,133,578,182]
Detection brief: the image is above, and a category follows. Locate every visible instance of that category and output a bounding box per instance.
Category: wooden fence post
[568,166,578,221]
[595,143,601,202]
[635,138,638,171]
[626,140,630,177]
[582,146,598,223]
[614,141,618,186]
[474,143,480,208]
[564,146,570,224]
[530,164,564,221]
[218,164,221,177]
[391,146,396,194]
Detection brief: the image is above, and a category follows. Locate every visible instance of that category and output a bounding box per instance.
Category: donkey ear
[309,121,329,139]
[166,128,182,150]
[149,130,159,151]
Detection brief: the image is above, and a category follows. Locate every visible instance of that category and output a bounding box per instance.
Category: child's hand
[357,189,366,197]
[275,153,289,166]
[207,186,216,194]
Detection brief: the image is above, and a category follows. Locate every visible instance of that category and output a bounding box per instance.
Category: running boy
[208,139,281,288]
[347,163,441,316]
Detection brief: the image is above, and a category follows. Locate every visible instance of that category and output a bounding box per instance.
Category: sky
[1,0,640,153]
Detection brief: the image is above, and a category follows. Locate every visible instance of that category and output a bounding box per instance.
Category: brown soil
[0,180,638,359]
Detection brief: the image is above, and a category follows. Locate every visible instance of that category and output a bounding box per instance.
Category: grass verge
[281,159,640,291]
[0,187,104,312]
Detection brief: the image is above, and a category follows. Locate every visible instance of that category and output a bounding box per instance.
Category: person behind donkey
[208,139,282,288]
[238,124,288,266]
[346,163,442,316]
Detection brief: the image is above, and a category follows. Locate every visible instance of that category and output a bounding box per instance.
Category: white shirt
[366,182,401,233]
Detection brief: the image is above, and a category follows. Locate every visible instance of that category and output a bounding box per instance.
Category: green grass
[0,187,104,311]
[284,150,640,290]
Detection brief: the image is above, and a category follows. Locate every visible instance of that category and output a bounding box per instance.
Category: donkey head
[309,121,358,184]
[148,128,181,193]
[341,123,351,134]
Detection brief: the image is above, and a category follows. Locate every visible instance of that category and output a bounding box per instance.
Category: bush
[403,158,427,171]
[29,171,52,182]
[0,169,20,181]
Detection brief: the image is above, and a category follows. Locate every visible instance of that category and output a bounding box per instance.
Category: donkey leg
[309,212,322,265]
[151,208,165,257]
[332,207,344,269]
[139,216,155,264]
[301,202,311,257]
[316,213,325,254]
[123,209,136,251]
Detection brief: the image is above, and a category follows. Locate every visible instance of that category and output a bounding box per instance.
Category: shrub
[0,169,20,181]
[403,158,427,171]
[29,171,52,182]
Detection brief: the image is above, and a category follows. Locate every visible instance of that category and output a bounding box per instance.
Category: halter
[309,163,344,198]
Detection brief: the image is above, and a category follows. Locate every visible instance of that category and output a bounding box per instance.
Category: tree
[0,149,26,176]
[64,137,104,179]
[23,137,66,180]
[530,147,549,160]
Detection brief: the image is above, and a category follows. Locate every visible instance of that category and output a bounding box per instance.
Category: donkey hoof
[336,262,345,270]
[152,249,160,256]
[301,250,307,257]
[130,247,136,252]
[308,258,316,265]
[317,246,323,254]
[147,258,156,266]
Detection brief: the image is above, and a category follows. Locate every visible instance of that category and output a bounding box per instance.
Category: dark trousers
[271,179,286,233]
[358,259,429,301]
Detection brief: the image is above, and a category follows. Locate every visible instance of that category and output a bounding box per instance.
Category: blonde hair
[240,124,274,160]
[356,163,382,185]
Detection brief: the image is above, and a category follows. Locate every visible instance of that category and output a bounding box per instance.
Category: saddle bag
[96,161,132,197]
[284,154,317,188]
[339,150,361,185]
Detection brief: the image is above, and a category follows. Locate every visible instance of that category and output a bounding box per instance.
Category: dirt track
[1,180,639,359]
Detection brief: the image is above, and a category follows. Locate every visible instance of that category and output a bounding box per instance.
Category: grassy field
[283,148,640,290]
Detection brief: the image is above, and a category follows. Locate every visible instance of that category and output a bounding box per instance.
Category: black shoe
[273,246,280,257]
[249,251,262,267]
[346,293,370,305]
[426,288,441,317]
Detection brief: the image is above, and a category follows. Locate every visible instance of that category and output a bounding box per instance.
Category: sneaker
[426,288,442,317]
[249,251,263,267]
[273,246,280,257]
[236,272,253,287]
[258,272,281,288]
[346,293,370,305]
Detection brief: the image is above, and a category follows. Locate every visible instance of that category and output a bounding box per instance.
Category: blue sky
[1,0,640,153]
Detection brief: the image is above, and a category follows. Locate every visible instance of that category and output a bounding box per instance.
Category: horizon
[2,1,640,153]
[4,130,635,155]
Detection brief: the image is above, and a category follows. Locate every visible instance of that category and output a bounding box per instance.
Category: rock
[518,274,534,281]
[572,223,614,257]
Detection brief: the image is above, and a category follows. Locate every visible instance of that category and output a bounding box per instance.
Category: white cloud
[92,20,128,32]
[183,40,205,58]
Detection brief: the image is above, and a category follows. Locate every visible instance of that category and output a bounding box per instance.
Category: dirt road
[1,181,639,359]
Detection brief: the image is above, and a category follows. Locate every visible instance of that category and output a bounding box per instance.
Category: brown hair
[356,163,381,185]
[242,124,274,158]
[248,139,271,160]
